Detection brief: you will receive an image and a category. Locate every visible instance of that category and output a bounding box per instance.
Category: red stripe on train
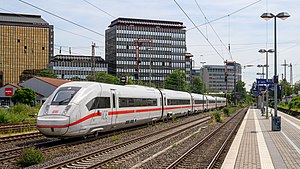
[37,104,216,128]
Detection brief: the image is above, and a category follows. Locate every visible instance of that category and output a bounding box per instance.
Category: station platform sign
[256,78,273,85]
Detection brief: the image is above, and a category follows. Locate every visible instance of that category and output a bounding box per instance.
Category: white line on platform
[282,131,300,156]
[254,109,274,169]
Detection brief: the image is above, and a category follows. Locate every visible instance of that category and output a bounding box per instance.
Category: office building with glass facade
[0,12,53,86]
[105,17,186,87]
[49,55,108,80]
[201,63,241,92]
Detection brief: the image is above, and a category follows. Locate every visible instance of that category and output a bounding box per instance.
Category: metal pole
[274,17,278,118]
[201,63,205,111]
[225,60,228,107]
[234,62,236,105]
[284,59,287,80]
[92,43,96,81]
[266,52,269,119]
[290,63,293,85]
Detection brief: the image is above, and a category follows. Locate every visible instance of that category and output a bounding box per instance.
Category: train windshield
[51,87,81,105]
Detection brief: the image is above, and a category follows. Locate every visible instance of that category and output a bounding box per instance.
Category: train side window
[167,99,190,105]
[119,97,157,107]
[86,97,110,111]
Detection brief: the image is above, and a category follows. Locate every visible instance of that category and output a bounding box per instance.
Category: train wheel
[94,132,99,137]
[83,135,88,140]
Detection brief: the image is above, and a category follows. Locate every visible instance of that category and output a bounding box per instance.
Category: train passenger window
[86,97,110,111]
[167,99,190,105]
[51,87,81,105]
[119,97,157,107]
[195,100,205,104]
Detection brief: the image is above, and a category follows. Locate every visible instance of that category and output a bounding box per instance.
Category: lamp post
[200,61,206,111]
[257,65,266,115]
[261,12,290,131]
[259,49,274,119]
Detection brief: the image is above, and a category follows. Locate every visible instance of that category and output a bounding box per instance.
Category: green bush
[17,147,44,167]
[0,104,38,124]
[0,109,9,123]
[287,95,300,111]
[212,112,222,123]
[223,108,230,117]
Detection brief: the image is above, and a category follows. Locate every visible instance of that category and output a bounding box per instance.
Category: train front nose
[37,115,70,137]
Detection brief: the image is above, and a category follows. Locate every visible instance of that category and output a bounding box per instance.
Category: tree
[280,79,293,97]
[293,81,300,94]
[232,80,247,104]
[11,88,36,106]
[191,77,206,94]
[35,70,57,78]
[164,69,188,92]
[86,72,119,84]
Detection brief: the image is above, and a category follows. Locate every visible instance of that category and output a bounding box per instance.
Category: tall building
[185,53,193,84]
[0,12,53,86]
[49,55,108,80]
[105,17,186,87]
[201,63,242,92]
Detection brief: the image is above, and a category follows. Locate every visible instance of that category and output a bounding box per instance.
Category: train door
[110,89,118,127]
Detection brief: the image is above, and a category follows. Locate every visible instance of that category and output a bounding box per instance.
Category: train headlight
[62,105,71,115]
[44,105,50,115]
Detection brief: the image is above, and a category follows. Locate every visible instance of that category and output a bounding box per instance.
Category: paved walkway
[222,108,300,169]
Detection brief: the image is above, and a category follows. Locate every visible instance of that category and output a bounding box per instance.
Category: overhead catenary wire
[187,0,262,31]
[18,0,104,37]
[174,0,225,61]
[55,27,102,44]
[82,0,115,19]
[0,7,103,44]
[194,0,233,61]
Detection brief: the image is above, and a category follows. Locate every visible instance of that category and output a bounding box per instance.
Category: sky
[1,0,300,91]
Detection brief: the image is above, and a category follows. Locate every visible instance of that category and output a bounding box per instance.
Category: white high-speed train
[37,81,226,137]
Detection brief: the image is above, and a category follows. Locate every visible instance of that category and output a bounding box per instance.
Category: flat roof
[0,12,49,26]
[109,17,185,29]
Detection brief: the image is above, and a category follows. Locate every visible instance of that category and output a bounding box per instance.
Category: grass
[212,111,223,123]
[171,116,180,123]
[17,147,44,167]
[223,108,230,117]
[111,135,120,142]
[0,104,38,124]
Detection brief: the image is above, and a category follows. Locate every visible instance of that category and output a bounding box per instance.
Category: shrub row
[0,104,38,124]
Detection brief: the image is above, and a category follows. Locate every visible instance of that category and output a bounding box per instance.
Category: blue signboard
[256,85,266,91]
[256,79,273,85]
[268,85,282,91]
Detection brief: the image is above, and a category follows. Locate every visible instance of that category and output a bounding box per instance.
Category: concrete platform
[222,108,300,169]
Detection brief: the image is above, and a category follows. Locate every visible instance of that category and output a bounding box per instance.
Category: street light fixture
[261,12,290,131]
[257,64,267,78]
[259,48,274,119]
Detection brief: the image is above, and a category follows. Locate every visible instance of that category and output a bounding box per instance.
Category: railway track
[44,115,211,169]
[0,137,61,166]
[0,131,43,143]
[0,122,36,134]
[166,107,248,169]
